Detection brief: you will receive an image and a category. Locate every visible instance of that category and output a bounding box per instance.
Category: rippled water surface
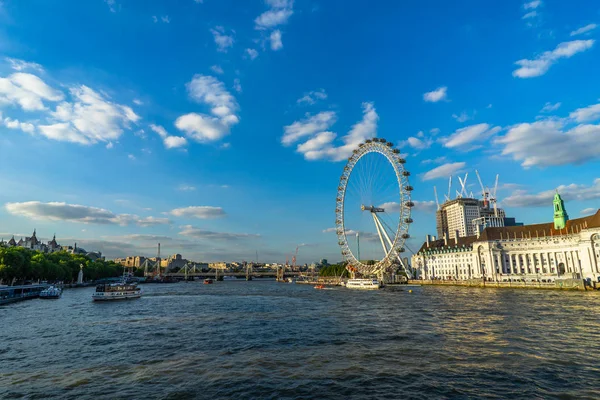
[1,281,600,399]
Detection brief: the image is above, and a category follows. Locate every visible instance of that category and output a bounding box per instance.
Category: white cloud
[2,116,35,133]
[161,15,170,23]
[406,136,432,150]
[255,0,293,29]
[540,102,561,113]
[442,123,501,149]
[0,72,64,111]
[5,58,44,73]
[496,119,600,167]
[149,123,168,138]
[296,131,336,153]
[282,111,337,145]
[570,24,597,37]
[210,26,235,52]
[379,201,436,213]
[164,135,187,148]
[152,16,158,23]
[523,0,541,9]
[522,11,537,19]
[175,113,231,142]
[105,0,118,13]
[137,216,172,227]
[503,179,600,208]
[581,207,597,216]
[132,98,143,105]
[452,111,473,123]
[513,40,594,78]
[185,75,239,117]
[255,9,293,29]
[175,75,240,142]
[421,156,447,165]
[106,142,114,149]
[150,124,188,149]
[177,184,196,191]
[297,89,327,105]
[37,85,140,145]
[134,129,146,139]
[5,201,171,226]
[423,86,448,102]
[422,162,466,181]
[270,30,283,50]
[210,65,224,74]
[283,103,379,161]
[233,78,242,93]
[128,154,136,160]
[179,225,259,241]
[569,103,600,123]
[245,48,259,60]
[170,206,225,219]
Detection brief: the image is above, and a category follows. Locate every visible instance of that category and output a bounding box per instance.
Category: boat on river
[92,281,141,301]
[345,278,381,290]
[39,286,62,299]
[204,278,214,284]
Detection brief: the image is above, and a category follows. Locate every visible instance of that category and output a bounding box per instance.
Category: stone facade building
[2,230,62,253]
[412,194,600,283]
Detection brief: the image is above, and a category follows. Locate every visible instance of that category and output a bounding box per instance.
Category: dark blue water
[1,281,599,399]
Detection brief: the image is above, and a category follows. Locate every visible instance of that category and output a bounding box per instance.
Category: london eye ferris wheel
[335,138,413,278]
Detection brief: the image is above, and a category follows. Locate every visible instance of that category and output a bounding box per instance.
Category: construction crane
[433,186,440,210]
[475,170,489,208]
[457,173,468,198]
[291,246,299,270]
[445,176,452,201]
[490,174,500,216]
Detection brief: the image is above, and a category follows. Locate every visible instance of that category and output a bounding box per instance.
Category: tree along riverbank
[0,246,132,285]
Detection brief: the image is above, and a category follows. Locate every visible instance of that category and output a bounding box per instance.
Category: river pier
[0,284,48,305]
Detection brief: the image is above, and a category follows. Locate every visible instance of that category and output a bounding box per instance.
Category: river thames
[1,281,599,399]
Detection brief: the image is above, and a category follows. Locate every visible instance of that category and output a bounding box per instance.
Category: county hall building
[412,193,600,283]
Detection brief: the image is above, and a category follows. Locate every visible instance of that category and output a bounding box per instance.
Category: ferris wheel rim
[335,139,412,276]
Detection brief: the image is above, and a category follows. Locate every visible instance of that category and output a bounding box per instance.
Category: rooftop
[418,209,600,254]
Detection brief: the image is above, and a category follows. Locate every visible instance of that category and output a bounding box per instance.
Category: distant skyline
[1,0,600,263]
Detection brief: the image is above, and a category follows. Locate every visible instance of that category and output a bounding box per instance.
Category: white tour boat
[39,285,62,299]
[92,281,141,301]
[345,278,381,290]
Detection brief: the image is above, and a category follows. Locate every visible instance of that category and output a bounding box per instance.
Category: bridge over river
[165,271,303,279]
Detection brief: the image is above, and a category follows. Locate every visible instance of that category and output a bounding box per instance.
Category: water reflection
[1,282,599,399]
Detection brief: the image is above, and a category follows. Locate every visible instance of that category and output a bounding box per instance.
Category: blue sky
[0,0,599,263]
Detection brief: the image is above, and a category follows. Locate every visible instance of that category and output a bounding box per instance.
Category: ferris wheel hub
[361,205,385,213]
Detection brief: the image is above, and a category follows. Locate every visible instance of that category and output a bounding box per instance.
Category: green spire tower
[553,191,569,230]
